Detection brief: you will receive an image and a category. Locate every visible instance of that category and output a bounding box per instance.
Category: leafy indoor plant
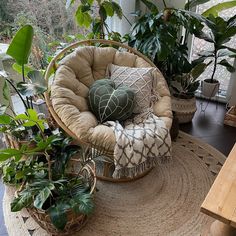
[0,24,96,234]
[171,62,209,123]
[196,14,236,97]
[0,130,96,234]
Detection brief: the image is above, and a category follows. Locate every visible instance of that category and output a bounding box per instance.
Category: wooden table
[201,143,236,236]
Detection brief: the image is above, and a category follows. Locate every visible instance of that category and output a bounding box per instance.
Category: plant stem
[5,78,29,110]
[162,0,167,8]
[22,65,25,82]
[123,13,132,26]
[211,50,218,83]
[45,152,52,181]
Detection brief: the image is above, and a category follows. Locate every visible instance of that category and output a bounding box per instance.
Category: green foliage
[202,1,236,17]
[197,15,236,82]
[68,0,123,39]
[17,70,47,97]
[185,0,210,10]
[171,63,209,98]
[6,25,34,66]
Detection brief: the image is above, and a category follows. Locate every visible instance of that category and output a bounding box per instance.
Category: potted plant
[197,15,236,97]
[0,129,96,235]
[171,62,208,123]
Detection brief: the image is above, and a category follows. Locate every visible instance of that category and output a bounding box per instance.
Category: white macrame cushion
[107,64,155,114]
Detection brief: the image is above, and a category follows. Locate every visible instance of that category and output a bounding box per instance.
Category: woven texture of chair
[45,39,172,182]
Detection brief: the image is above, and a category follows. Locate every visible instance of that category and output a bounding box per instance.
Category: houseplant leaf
[48,204,67,230]
[185,0,210,10]
[12,63,33,75]
[140,0,158,14]
[6,25,34,65]
[11,191,33,212]
[0,115,11,124]
[191,63,208,79]
[17,70,47,96]
[202,1,236,17]
[34,187,52,209]
[218,59,235,72]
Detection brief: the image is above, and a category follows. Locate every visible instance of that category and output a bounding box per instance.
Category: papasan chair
[45,39,172,182]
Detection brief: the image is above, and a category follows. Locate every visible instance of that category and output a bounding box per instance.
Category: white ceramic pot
[171,97,197,124]
[202,80,220,98]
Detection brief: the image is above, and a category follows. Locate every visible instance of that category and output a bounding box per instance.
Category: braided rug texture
[3,132,225,236]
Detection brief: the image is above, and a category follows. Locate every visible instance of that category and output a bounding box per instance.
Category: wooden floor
[0,99,235,235]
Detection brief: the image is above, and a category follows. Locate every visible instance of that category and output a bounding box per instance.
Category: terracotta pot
[202,79,220,98]
[171,97,197,124]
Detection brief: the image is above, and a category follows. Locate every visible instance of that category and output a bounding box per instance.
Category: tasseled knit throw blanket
[105,113,172,178]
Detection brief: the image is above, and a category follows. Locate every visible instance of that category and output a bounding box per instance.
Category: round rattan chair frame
[44,39,163,182]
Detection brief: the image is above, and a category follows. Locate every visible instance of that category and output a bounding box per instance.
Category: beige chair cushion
[51,46,172,152]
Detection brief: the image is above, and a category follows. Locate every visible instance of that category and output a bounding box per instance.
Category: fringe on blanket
[112,153,172,179]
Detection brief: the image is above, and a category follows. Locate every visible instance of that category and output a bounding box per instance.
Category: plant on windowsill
[195,14,236,98]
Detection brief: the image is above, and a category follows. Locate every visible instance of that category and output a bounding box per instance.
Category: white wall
[227,60,236,106]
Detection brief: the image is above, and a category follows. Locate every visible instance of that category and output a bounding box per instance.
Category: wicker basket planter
[24,162,96,236]
[171,97,197,124]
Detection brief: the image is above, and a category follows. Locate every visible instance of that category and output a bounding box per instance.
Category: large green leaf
[0,115,11,125]
[218,59,235,72]
[191,63,208,79]
[140,0,158,14]
[34,187,52,209]
[111,1,123,19]
[202,1,236,17]
[185,0,210,10]
[17,70,47,96]
[6,25,34,66]
[48,204,67,230]
[102,1,114,16]
[11,191,33,212]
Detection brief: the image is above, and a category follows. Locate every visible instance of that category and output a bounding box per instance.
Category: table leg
[209,220,236,236]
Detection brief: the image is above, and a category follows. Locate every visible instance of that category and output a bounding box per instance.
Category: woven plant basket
[26,161,96,236]
[171,97,197,124]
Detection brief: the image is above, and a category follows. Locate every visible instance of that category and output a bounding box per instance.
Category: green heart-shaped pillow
[88,79,135,123]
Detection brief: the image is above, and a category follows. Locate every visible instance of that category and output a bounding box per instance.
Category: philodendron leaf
[111,1,123,19]
[34,187,52,209]
[48,204,67,230]
[218,59,236,72]
[11,191,32,212]
[185,0,210,10]
[202,1,236,17]
[6,25,34,66]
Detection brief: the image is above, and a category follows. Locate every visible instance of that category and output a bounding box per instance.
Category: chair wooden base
[95,160,154,182]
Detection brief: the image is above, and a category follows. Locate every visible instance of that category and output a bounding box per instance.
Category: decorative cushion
[88,79,135,123]
[107,64,155,114]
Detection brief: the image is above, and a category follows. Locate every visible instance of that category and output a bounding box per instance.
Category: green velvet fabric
[88,79,135,123]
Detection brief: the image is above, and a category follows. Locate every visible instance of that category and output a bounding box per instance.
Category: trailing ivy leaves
[17,70,47,97]
[15,109,45,132]
[6,25,34,66]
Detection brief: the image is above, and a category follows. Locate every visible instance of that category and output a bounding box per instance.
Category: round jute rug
[3,132,226,236]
